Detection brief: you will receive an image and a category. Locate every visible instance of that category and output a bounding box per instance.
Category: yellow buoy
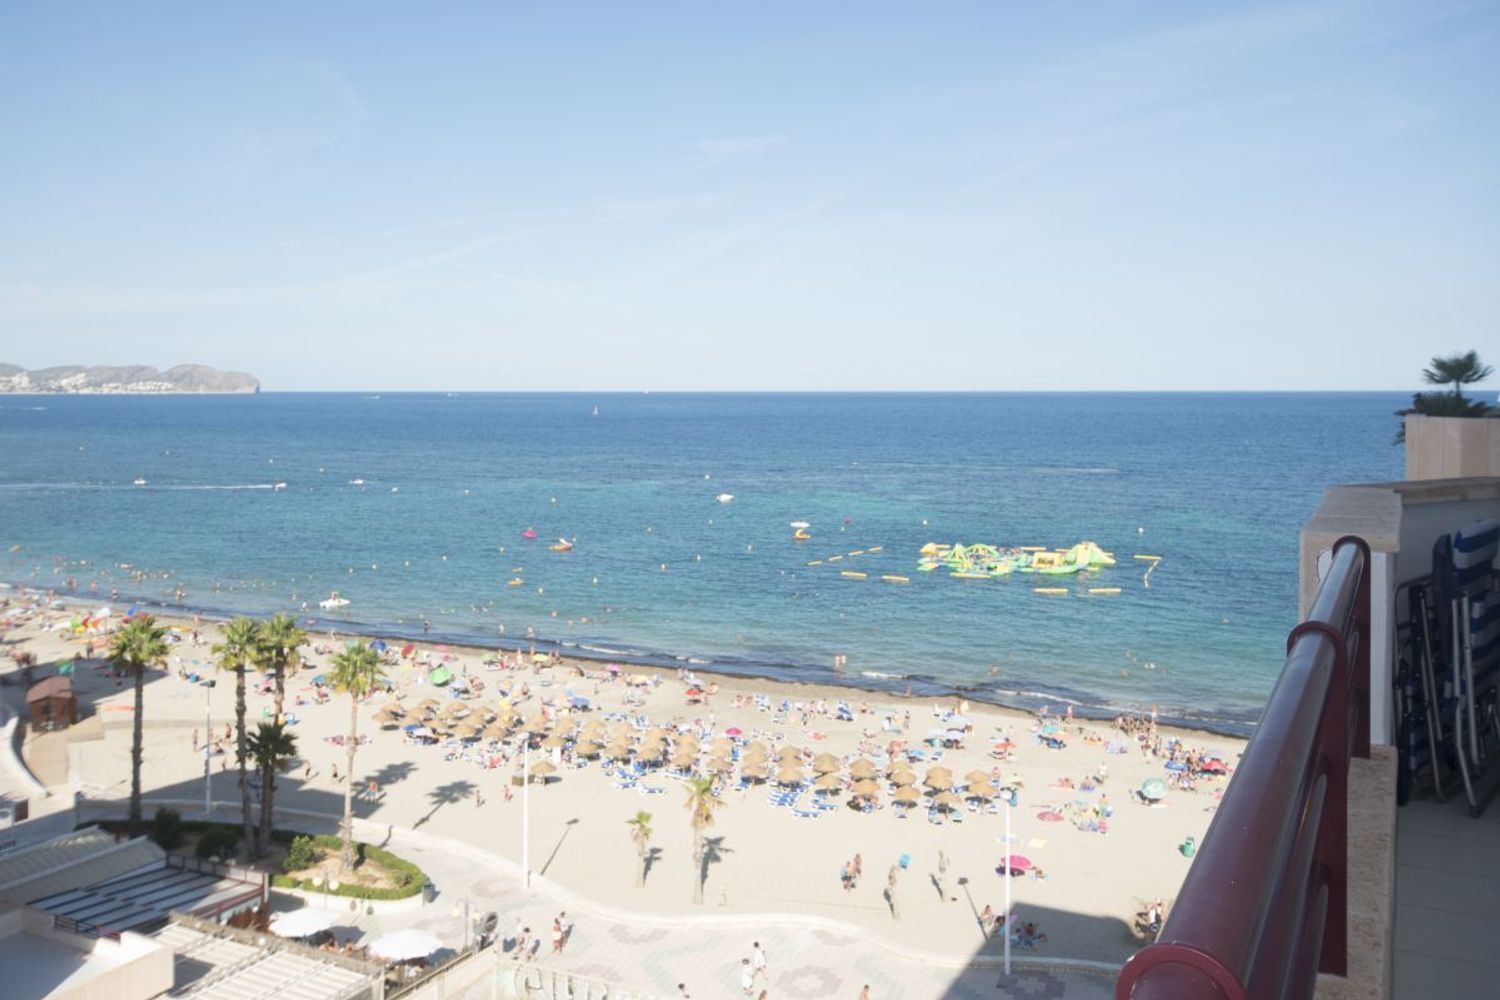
[1034,587,1069,595]
[1088,587,1122,595]
[868,546,884,553]
[840,571,868,580]
[881,575,910,583]
[849,550,865,557]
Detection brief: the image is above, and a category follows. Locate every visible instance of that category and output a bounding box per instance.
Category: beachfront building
[1117,468,1500,999]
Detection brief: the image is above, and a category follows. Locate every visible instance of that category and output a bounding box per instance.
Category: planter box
[1404,414,1500,480]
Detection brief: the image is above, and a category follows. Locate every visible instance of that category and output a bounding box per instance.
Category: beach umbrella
[269,908,337,939]
[371,639,387,653]
[529,760,556,782]
[481,721,510,740]
[775,764,804,785]
[814,772,844,791]
[775,745,803,762]
[525,713,551,733]
[889,768,917,786]
[369,929,443,962]
[429,665,453,686]
[892,786,921,805]
[924,769,953,790]
[1000,854,1033,874]
[724,726,743,737]
[637,745,665,764]
[602,743,632,762]
[574,740,603,759]
[1139,778,1168,802]
[965,769,992,787]
[540,733,568,750]
[850,778,882,798]
[743,740,768,756]
[709,737,734,753]
[966,785,994,800]
[848,759,877,779]
[812,753,841,774]
[740,762,768,781]
[704,756,734,774]
[933,791,962,811]
[642,728,668,744]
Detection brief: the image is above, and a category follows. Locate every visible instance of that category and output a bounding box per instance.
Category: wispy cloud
[693,134,787,162]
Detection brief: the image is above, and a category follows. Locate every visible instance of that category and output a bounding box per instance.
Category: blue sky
[1,2,1495,390]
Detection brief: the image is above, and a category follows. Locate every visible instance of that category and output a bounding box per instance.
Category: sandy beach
[3,587,1244,965]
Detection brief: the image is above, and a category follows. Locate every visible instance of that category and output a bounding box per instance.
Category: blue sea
[0,392,1405,734]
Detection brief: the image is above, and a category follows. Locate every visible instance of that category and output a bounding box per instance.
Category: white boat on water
[133,478,147,486]
[789,520,810,529]
[348,478,366,486]
[273,482,287,491]
[716,493,735,503]
[319,592,350,609]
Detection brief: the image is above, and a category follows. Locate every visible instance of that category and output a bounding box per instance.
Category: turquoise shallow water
[0,392,1405,733]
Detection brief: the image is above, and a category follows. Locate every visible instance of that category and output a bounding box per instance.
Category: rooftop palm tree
[329,643,386,873]
[213,617,262,858]
[626,809,653,887]
[109,615,169,835]
[682,776,721,904]
[260,614,305,724]
[1423,350,1493,399]
[247,721,298,855]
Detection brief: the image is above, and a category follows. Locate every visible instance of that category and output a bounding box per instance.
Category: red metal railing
[1116,535,1371,1000]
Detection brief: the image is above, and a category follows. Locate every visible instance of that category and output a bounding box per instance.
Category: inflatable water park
[918,540,1117,577]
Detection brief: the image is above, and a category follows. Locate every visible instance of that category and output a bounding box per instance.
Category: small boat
[521,527,538,540]
[319,592,350,609]
[132,478,147,486]
[716,493,735,503]
[592,405,599,416]
[349,478,366,486]
[789,521,810,529]
[507,578,524,586]
[550,538,574,552]
[273,482,287,491]
[793,529,811,541]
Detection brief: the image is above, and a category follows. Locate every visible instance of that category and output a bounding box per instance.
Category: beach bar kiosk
[26,676,77,731]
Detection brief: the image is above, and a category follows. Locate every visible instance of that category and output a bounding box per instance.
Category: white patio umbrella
[369,928,445,962]
[268,908,336,939]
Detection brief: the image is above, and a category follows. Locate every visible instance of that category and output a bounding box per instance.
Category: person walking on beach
[859,986,871,1000]
[740,958,755,995]
[936,849,951,901]
[550,918,564,955]
[751,941,767,981]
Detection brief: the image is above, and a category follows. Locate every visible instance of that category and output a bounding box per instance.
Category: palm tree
[1423,350,1493,399]
[682,776,721,904]
[260,614,305,723]
[213,617,262,858]
[108,615,169,835]
[626,810,653,887]
[329,643,386,873]
[247,721,298,853]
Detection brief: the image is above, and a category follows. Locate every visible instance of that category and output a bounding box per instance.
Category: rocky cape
[0,363,259,395]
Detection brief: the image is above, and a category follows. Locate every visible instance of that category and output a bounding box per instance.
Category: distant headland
[0,363,259,395]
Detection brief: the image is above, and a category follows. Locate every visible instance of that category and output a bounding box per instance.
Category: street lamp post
[202,679,215,815]
[1004,788,1013,976]
[521,744,531,888]
[451,897,473,951]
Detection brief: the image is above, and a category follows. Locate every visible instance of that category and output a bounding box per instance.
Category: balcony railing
[1116,535,1371,1000]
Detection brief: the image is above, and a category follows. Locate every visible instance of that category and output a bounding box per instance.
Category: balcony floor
[1394,795,1500,998]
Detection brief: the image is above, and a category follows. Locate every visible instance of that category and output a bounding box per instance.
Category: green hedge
[270,833,425,900]
[89,820,426,901]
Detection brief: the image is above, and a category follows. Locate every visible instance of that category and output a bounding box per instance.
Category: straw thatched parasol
[602,743,633,761]
[740,762,769,781]
[965,769,992,787]
[892,786,922,804]
[525,713,551,733]
[775,764,804,786]
[850,778,882,798]
[704,755,734,774]
[966,784,994,800]
[481,720,510,740]
[529,759,557,782]
[933,790,962,811]
[574,740,603,759]
[814,772,844,791]
[848,759,877,779]
[636,744,665,764]
[709,737,734,755]
[541,733,568,750]
[775,744,803,761]
[743,741,769,757]
[889,768,917,786]
[812,753,841,774]
[924,770,954,790]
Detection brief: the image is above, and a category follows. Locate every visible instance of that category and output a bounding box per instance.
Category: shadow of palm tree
[699,836,733,900]
[539,818,579,876]
[366,760,417,789]
[642,846,663,887]
[414,779,476,828]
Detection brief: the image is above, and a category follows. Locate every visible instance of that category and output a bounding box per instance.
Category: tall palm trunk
[236,664,255,857]
[341,693,358,872]
[273,662,286,723]
[129,668,145,834]
[259,758,275,848]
